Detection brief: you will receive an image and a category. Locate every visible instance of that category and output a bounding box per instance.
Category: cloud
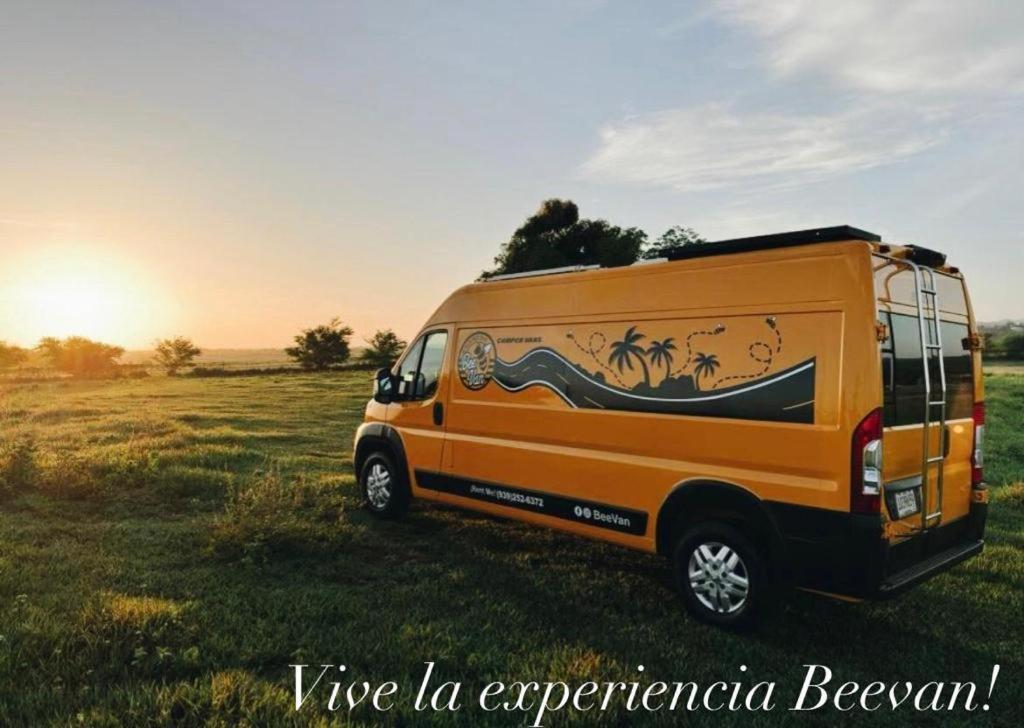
[580,1,1022,192]
[712,0,1024,95]
[580,103,947,191]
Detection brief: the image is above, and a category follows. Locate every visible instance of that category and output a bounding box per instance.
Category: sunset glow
[0,1,1021,351]
[3,247,175,347]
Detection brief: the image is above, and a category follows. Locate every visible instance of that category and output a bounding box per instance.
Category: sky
[2,0,1023,348]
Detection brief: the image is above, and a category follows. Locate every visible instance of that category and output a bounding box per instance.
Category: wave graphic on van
[492,347,815,424]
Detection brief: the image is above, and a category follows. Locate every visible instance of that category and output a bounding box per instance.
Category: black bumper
[767,498,987,600]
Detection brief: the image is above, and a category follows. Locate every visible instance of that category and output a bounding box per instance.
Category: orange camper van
[353,226,987,627]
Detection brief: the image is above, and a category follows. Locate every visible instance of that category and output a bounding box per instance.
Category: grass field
[1,369,1022,726]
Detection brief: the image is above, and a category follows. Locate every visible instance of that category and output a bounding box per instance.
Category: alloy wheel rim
[365,463,392,509]
[687,541,750,614]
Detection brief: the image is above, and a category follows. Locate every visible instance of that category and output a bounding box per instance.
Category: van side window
[394,331,448,401]
[415,332,448,399]
[395,337,424,399]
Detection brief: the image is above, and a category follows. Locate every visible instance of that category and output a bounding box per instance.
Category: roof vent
[904,244,947,268]
[664,225,880,262]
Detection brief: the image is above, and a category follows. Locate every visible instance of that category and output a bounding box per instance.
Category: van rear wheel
[672,521,772,630]
[360,451,409,519]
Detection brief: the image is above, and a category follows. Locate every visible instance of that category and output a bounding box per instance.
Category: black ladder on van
[910,261,947,529]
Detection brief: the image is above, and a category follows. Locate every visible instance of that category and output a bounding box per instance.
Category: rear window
[874,261,969,316]
[874,257,973,426]
[878,312,973,426]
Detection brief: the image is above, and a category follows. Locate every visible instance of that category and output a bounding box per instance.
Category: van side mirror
[373,368,395,404]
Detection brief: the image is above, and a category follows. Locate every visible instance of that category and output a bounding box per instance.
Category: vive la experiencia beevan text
[290,662,1001,725]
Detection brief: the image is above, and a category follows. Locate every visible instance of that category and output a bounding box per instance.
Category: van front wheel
[672,521,772,629]
[359,451,409,518]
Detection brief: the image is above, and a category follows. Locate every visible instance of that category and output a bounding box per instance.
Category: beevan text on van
[353,226,987,628]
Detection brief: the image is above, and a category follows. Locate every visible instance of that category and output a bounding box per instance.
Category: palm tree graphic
[646,337,677,382]
[692,352,720,390]
[609,326,650,386]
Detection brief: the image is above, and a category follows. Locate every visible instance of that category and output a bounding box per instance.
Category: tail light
[851,408,883,514]
[972,401,985,487]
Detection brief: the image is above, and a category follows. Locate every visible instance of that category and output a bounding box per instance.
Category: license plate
[894,489,919,519]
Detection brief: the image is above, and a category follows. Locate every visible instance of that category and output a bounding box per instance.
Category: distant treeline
[1,321,406,381]
[979,322,1024,360]
[188,361,378,378]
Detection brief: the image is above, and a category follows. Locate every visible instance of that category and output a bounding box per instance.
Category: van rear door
[873,256,977,537]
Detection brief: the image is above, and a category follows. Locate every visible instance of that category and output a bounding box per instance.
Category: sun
[24,273,124,340]
[6,246,175,347]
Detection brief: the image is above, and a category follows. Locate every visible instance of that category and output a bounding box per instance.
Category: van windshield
[873,257,973,426]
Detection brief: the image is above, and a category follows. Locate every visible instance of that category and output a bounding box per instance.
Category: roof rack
[479,225,881,282]
[482,264,600,282]
[663,225,880,262]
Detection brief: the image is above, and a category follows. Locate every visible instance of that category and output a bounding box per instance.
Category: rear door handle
[432,402,444,426]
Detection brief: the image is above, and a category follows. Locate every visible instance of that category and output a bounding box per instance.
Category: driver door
[388,328,451,491]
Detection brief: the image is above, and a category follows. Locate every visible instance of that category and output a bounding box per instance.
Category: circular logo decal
[458,332,496,391]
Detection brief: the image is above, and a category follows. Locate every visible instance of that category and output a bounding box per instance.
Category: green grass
[1,371,1022,726]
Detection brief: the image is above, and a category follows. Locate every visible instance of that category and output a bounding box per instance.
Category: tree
[609,326,650,387]
[36,336,124,378]
[641,226,706,260]
[692,352,721,389]
[0,341,28,369]
[482,199,647,278]
[285,318,354,370]
[153,337,202,375]
[646,338,677,381]
[361,329,407,368]
[1002,332,1024,359]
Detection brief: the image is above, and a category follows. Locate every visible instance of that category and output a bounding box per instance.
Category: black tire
[672,520,773,630]
[359,450,410,519]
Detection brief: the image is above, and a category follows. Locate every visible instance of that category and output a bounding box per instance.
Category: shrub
[361,329,407,368]
[37,450,100,499]
[153,337,202,375]
[284,318,353,370]
[207,465,351,561]
[0,341,29,369]
[36,336,124,378]
[1002,333,1024,359]
[0,435,37,496]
